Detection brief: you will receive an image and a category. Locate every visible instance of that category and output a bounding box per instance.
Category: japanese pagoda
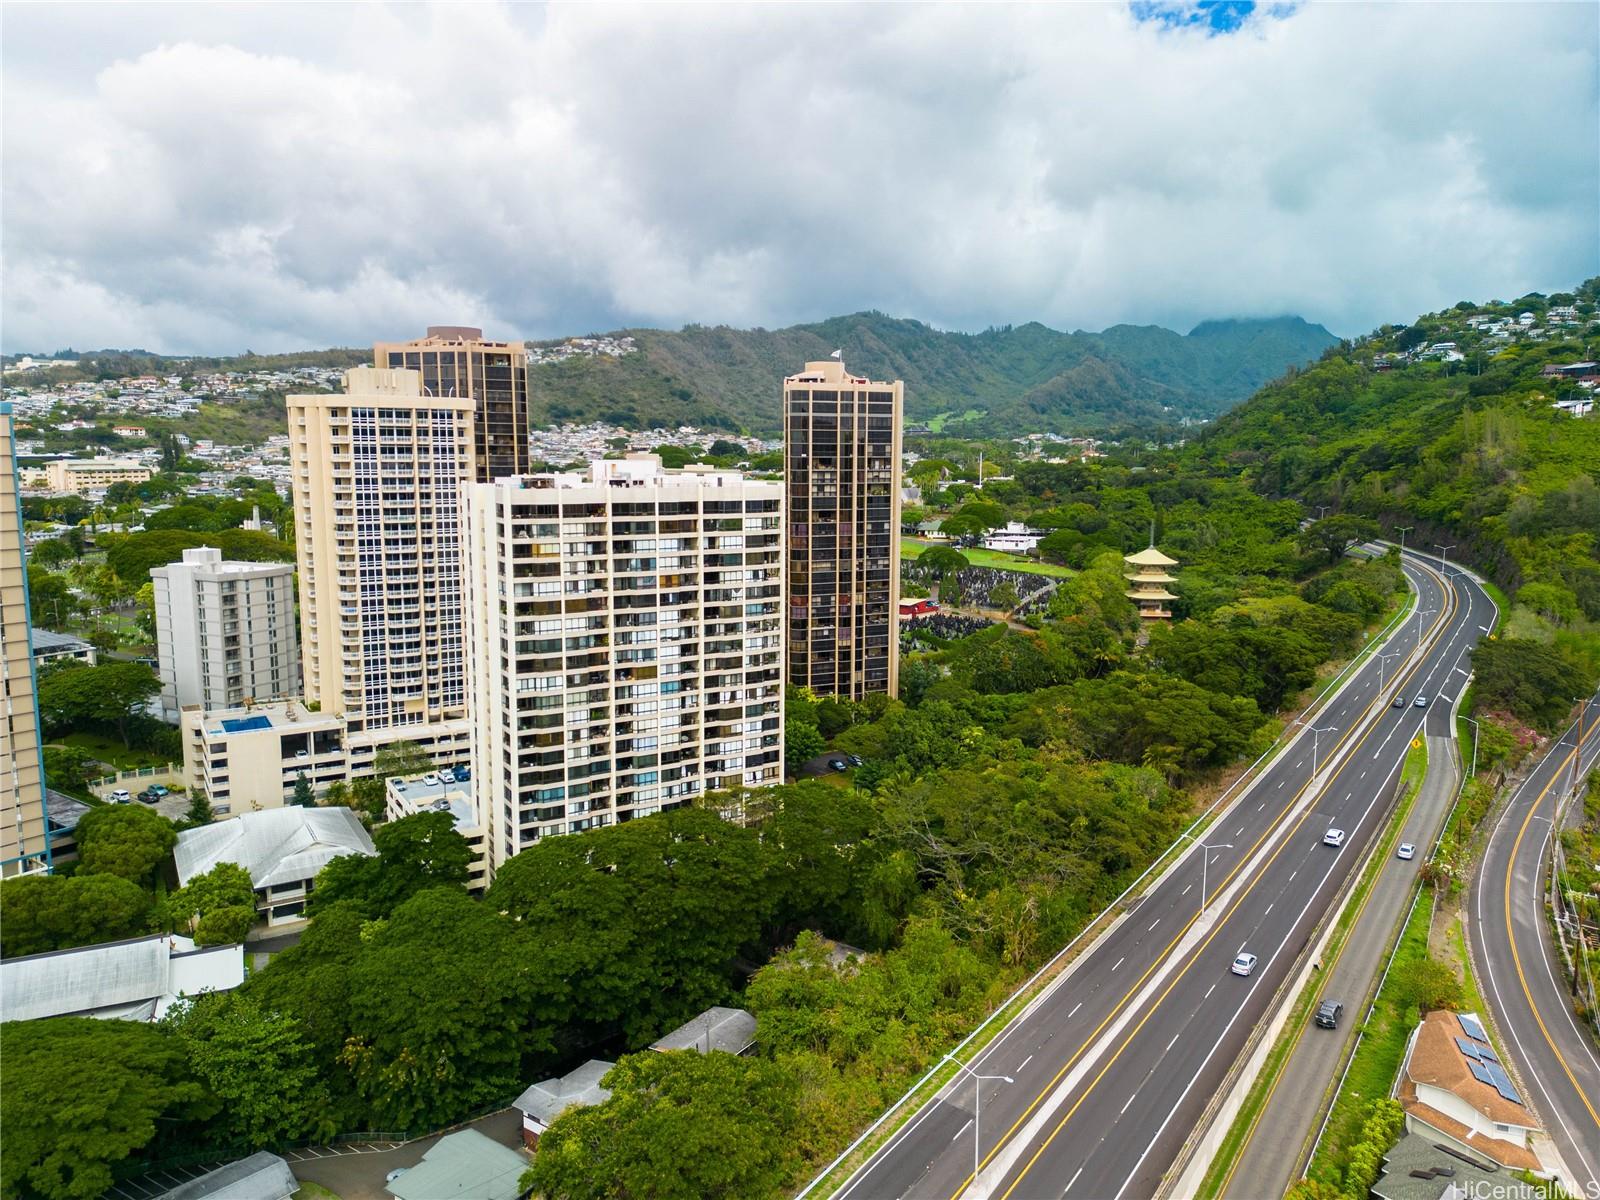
[1124,544,1179,620]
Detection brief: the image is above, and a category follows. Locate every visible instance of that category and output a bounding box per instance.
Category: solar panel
[1457,1013,1490,1042]
[1468,1060,1495,1086]
[1455,1036,1484,1061]
[1476,1042,1499,1064]
[1484,1064,1522,1105]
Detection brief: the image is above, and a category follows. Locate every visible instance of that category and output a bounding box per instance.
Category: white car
[438,769,456,784]
[1323,828,1346,848]
[111,789,131,803]
[422,773,440,785]
[1231,952,1258,977]
[1397,843,1416,861]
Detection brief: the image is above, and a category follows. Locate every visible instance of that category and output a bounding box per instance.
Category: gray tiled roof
[513,1059,615,1126]
[650,1006,757,1055]
[1372,1132,1541,1200]
[174,806,375,889]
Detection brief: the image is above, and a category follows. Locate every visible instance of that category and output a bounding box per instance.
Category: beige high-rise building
[783,359,902,700]
[374,327,531,481]
[1,402,50,876]
[287,368,473,745]
[463,454,783,871]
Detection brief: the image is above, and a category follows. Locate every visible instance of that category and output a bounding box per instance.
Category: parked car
[1414,695,1430,708]
[137,790,158,804]
[827,758,848,772]
[149,784,169,797]
[1231,952,1258,977]
[846,754,864,767]
[393,780,408,791]
[438,769,456,784]
[1392,695,1407,708]
[456,766,471,781]
[110,789,131,803]
[1397,842,1416,861]
[1314,1000,1344,1029]
[1323,828,1346,847]
[422,773,440,785]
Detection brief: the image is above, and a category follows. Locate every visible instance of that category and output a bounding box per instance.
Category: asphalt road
[1469,692,1600,1192]
[1219,733,1462,1199]
[829,554,1492,1200]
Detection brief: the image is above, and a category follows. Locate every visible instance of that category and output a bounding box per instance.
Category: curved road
[828,554,1491,1199]
[1470,693,1600,1191]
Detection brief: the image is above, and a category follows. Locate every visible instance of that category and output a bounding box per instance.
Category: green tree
[350,776,387,823]
[308,811,472,919]
[185,790,215,826]
[0,874,154,958]
[162,992,333,1148]
[41,745,95,795]
[785,719,826,773]
[0,1017,211,1200]
[168,862,255,939]
[1297,514,1380,564]
[27,564,78,626]
[74,804,177,885]
[36,660,161,748]
[525,1052,803,1200]
[372,741,433,780]
[1473,638,1591,731]
[27,538,73,568]
[919,546,970,582]
[293,772,315,808]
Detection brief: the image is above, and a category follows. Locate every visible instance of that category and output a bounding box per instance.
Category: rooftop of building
[175,806,375,890]
[45,788,92,836]
[650,1005,757,1055]
[490,452,773,492]
[153,546,294,575]
[783,357,897,387]
[29,627,94,655]
[1404,1010,1536,1130]
[155,1151,298,1200]
[1371,1132,1541,1200]
[0,933,245,1023]
[385,1128,527,1200]
[1124,545,1179,567]
[188,699,340,738]
[513,1058,616,1126]
[389,773,477,832]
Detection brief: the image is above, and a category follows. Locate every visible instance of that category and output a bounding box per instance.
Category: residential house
[982,522,1044,554]
[1371,1132,1541,1200]
[513,1059,615,1146]
[1395,1010,1542,1173]
[29,628,96,667]
[173,805,376,926]
[0,933,244,1022]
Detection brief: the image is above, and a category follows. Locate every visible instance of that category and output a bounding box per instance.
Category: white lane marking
[1166,1032,1181,1052]
[1205,983,1217,999]
[1112,957,1125,972]
[1149,919,1161,932]
[1120,1092,1136,1115]
[1360,769,1367,778]
[1068,1002,1082,1019]
[953,1118,973,1141]
[1289,869,1297,882]
[1264,903,1274,917]
[1181,884,1192,896]
[1020,1054,1034,1070]
[1066,1165,1084,1194]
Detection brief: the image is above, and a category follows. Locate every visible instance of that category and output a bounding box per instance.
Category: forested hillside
[1195,277,1600,737]
[533,311,1335,434]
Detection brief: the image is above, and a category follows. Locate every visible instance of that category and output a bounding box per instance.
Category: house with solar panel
[1395,1010,1545,1174]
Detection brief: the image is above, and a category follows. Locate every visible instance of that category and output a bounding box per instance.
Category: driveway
[289,1109,526,1200]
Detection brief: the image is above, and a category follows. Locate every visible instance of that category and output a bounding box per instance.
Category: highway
[1470,691,1600,1191]
[829,554,1492,1200]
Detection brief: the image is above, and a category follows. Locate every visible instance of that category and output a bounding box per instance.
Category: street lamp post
[1434,543,1456,572]
[1315,504,1330,521]
[1461,715,1479,778]
[1414,607,1436,651]
[945,1057,1014,1186]
[1378,651,1401,695]
[1178,831,1235,916]
[1294,719,1338,786]
[1394,525,1414,555]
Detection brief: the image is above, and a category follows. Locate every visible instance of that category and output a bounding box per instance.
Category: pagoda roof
[1124,546,1178,567]
[1127,587,1178,601]
[1125,570,1177,583]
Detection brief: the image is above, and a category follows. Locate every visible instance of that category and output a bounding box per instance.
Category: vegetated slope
[1193,278,1600,730]
[531,311,1336,434]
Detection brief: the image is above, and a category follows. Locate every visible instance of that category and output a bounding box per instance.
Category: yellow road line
[940,563,1455,1200]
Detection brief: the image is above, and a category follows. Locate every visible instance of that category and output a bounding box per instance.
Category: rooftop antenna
[1149,518,1156,548]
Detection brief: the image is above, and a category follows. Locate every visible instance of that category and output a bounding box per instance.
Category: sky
[2,1,1596,355]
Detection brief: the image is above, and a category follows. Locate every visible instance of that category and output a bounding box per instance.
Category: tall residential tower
[373,327,531,481]
[463,454,783,870]
[1,402,50,876]
[783,359,902,700]
[286,367,473,767]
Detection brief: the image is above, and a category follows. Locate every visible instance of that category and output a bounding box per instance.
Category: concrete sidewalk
[1220,734,1461,1199]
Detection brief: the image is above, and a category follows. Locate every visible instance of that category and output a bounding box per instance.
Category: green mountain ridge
[536,311,1337,434]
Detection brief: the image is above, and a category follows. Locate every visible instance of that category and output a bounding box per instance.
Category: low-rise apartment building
[41,457,151,492]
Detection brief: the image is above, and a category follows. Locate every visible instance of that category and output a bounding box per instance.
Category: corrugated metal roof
[157,1151,297,1200]
[650,1006,757,1055]
[175,806,375,889]
[0,934,243,1023]
[386,1129,527,1200]
[513,1059,615,1126]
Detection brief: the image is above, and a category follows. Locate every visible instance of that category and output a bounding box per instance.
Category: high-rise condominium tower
[152,547,300,721]
[1,402,50,876]
[463,454,783,870]
[288,368,473,739]
[783,358,902,699]
[373,326,530,481]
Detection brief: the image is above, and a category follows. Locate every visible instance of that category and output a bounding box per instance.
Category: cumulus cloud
[2,1,1595,353]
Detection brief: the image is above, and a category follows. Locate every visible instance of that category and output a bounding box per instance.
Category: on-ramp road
[1470,692,1600,1191]
[825,554,1491,1199]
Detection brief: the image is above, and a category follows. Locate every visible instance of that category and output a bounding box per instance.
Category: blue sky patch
[1130,1,1265,34]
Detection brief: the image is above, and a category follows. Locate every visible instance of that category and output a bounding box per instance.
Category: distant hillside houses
[527,334,638,365]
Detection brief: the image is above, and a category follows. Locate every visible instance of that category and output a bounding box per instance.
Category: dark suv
[1314,1000,1344,1029]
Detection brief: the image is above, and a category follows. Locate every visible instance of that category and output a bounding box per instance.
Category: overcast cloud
[2,1,1595,354]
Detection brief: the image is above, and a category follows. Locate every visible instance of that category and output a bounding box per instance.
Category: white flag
[830,348,843,359]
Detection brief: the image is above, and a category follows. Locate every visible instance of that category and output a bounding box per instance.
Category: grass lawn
[902,539,1076,579]
[293,1184,342,1200]
[54,732,172,772]
[925,408,986,432]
